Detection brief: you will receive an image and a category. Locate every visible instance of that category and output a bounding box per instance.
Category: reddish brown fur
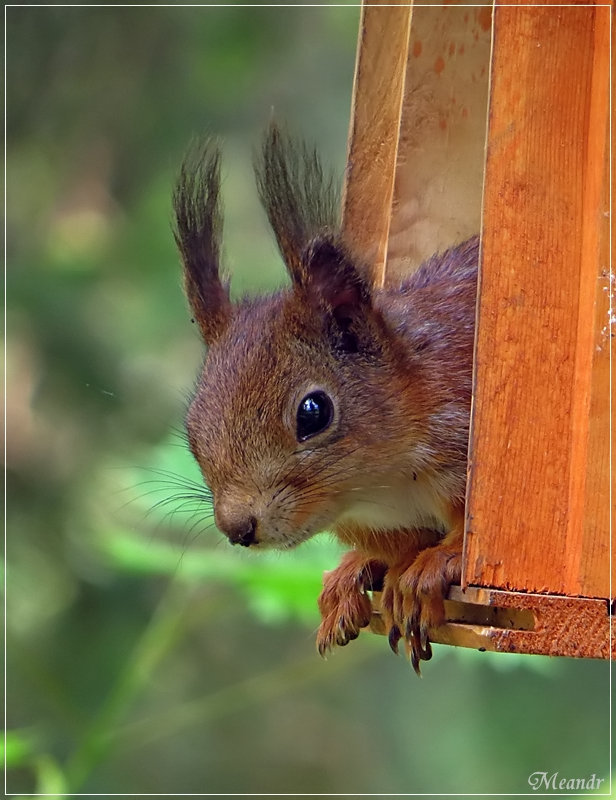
[174,126,478,672]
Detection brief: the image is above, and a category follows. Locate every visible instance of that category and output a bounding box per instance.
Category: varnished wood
[464,3,611,599]
[385,4,492,281]
[343,0,612,659]
[369,587,613,660]
[579,121,611,598]
[341,0,412,286]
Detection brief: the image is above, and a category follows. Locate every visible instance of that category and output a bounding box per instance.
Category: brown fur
[174,122,478,673]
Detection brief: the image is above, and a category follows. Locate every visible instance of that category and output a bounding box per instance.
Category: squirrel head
[173,124,417,549]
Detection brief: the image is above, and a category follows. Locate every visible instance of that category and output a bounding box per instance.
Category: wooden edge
[366,587,614,659]
[340,0,413,286]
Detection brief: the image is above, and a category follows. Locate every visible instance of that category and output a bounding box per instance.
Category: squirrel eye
[296,391,334,442]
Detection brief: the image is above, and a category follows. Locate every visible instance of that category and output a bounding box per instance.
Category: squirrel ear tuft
[253,121,340,284]
[173,138,232,345]
[300,235,372,352]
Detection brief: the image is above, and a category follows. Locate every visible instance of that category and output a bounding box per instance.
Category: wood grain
[344,0,612,658]
[385,4,492,281]
[578,112,611,598]
[341,0,412,286]
[369,587,613,659]
[464,4,611,598]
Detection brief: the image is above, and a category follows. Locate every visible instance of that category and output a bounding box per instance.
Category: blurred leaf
[98,527,342,625]
[3,729,37,767]
[2,731,68,798]
[34,754,68,796]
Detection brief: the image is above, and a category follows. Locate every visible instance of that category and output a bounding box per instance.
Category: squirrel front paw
[381,540,462,674]
[316,552,387,656]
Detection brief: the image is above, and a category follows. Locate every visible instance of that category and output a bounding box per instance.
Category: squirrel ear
[253,121,339,284]
[301,235,372,352]
[173,139,232,345]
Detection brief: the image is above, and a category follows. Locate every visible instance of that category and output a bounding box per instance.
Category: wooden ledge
[367,586,614,660]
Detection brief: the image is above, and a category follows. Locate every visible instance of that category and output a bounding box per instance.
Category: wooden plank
[368,587,613,659]
[464,4,611,598]
[341,0,412,286]
[578,116,611,598]
[385,4,492,281]
[577,1,615,600]
[562,3,611,599]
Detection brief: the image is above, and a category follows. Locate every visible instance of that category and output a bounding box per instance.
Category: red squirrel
[173,123,477,672]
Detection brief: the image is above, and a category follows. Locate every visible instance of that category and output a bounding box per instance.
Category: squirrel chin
[242,529,321,551]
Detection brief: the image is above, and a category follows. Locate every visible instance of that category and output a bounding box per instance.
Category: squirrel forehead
[191,292,334,424]
[186,292,340,481]
[219,292,330,375]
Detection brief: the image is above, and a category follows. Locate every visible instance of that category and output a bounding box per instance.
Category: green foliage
[6,5,611,797]
[3,730,38,768]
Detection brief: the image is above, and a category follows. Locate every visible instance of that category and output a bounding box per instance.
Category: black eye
[296,391,334,442]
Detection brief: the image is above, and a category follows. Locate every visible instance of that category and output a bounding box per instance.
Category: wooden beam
[344,1,612,659]
[341,0,412,286]
[464,3,611,598]
[385,4,492,281]
[368,587,613,659]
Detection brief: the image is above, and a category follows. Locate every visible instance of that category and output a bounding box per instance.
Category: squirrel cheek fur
[174,124,477,673]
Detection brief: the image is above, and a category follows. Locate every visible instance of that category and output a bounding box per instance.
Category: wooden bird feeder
[342,0,613,660]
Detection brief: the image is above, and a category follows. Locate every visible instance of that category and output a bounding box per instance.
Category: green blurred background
[5,4,611,796]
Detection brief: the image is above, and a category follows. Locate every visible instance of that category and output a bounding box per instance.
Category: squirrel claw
[403,620,431,675]
[316,553,387,656]
[316,613,367,656]
[409,642,422,676]
[420,624,432,659]
[317,640,329,658]
[346,628,360,642]
[404,618,431,658]
[388,625,402,654]
[383,540,462,673]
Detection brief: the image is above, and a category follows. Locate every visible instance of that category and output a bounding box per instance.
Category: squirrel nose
[229,516,257,547]
[216,505,258,547]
